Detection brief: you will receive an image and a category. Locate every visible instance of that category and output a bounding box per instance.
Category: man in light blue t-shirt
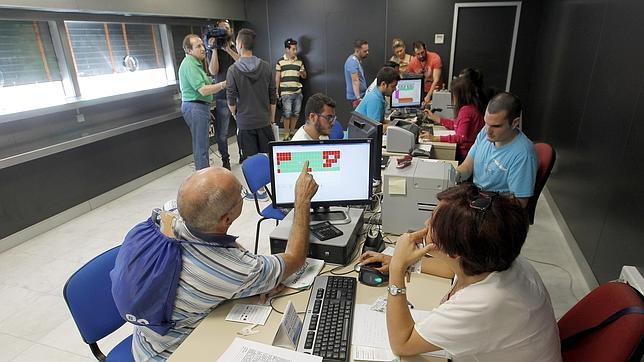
[344,40,369,109]
[355,66,399,123]
[456,92,537,207]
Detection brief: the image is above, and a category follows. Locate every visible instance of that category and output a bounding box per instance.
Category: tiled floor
[0,142,591,361]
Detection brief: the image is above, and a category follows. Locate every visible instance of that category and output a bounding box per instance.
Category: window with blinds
[64,21,169,99]
[0,20,66,115]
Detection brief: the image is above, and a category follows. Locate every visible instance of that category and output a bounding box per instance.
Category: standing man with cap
[179,34,226,170]
[276,38,307,140]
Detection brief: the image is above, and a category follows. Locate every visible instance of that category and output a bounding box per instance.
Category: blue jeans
[215,99,231,162]
[181,101,210,170]
[281,92,303,118]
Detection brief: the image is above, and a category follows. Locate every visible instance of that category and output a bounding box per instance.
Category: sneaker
[256,189,270,202]
[222,159,231,170]
[242,188,255,201]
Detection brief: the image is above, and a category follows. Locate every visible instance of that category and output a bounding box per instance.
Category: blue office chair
[242,153,287,254]
[63,246,134,362]
[330,120,345,139]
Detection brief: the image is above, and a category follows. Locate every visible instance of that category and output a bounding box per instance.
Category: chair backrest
[330,120,345,139]
[527,143,556,224]
[63,246,125,345]
[558,282,644,361]
[242,153,271,194]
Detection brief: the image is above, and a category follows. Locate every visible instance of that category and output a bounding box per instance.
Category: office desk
[168,264,452,361]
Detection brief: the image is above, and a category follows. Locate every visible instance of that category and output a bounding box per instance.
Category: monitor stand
[310,207,352,225]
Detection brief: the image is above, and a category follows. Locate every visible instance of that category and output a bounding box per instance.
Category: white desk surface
[168,263,451,361]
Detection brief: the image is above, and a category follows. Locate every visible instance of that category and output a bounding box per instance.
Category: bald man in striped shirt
[132,164,318,361]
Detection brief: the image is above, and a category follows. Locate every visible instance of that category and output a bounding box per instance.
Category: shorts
[280,92,303,118]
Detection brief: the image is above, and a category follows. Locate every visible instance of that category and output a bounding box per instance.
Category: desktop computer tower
[269,208,364,265]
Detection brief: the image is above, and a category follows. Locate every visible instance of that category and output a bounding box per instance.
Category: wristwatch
[388,284,406,296]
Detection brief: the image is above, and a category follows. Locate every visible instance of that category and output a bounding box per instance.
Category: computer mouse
[358,262,389,286]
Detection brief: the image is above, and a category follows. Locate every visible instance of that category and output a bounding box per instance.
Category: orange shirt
[407,51,442,92]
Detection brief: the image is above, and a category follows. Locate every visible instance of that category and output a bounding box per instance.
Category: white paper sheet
[353,345,395,361]
[351,304,448,360]
[225,304,272,325]
[433,129,455,137]
[388,177,406,195]
[218,337,322,362]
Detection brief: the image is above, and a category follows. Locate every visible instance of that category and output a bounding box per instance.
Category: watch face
[388,284,398,296]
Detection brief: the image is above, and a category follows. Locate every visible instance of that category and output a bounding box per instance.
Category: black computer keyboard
[310,221,344,241]
[297,276,357,361]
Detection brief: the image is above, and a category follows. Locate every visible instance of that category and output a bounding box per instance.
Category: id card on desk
[225,304,272,325]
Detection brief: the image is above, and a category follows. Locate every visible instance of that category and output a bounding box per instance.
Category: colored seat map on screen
[276,150,341,173]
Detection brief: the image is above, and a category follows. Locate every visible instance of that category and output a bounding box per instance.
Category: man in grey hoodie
[226,28,277,161]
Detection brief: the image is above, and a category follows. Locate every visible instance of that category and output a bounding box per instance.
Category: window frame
[0,10,180,121]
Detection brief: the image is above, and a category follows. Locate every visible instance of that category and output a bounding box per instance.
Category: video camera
[203,25,229,50]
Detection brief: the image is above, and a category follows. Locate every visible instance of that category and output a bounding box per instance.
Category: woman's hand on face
[390,228,433,274]
[359,251,392,274]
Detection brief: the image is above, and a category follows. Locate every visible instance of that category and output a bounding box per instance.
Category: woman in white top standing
[361,184,562,361]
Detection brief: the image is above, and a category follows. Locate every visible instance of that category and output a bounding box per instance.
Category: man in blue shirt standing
[355,66,399,123]
[344,40,369,109]
[456,92,537,207]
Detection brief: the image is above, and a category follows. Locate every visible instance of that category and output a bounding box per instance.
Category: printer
[386,119,420,154]
[382,158,456,234]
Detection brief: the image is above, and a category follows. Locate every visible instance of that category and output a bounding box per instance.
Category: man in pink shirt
[407,41,442,105]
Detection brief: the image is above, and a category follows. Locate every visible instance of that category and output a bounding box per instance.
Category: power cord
[268,288,309,315]
[524,256,583,300]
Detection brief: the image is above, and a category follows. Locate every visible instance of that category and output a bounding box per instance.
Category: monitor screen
[391,77,423,108]
[269,139,373,208]
[347,111,383,181]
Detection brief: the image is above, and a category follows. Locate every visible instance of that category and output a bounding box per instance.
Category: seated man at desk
[132,165,318,361]
[355,66,400,124]
[456,92,537,207]
[291,93,336,141]
[361,184,561,361]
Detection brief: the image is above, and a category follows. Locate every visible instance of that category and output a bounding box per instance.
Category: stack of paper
[218,338,322,362]
[351,304,448,361]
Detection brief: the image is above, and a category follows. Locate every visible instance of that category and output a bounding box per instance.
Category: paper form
[225,304,272,325]
[218,337,322,362]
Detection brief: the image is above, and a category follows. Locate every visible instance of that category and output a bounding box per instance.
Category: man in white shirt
[291,93,336,141]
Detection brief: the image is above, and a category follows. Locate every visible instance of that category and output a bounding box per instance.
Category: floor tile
[0,294,70,342]
[10,343,93,362]
[0,333,33,362]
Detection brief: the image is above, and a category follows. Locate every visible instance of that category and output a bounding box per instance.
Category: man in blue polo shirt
[344,39,369,109]
[355,66,399,123]
[456,92,537,207]
[179,34,226,170]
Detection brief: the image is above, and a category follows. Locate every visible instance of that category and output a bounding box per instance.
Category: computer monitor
[391,77,423,109]
[269,139,373,210]
[347,111,383,182]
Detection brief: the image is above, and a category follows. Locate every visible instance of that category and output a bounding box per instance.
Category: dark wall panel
[526,0,644,282]
[0,119,191,239]
[245,0,539,126]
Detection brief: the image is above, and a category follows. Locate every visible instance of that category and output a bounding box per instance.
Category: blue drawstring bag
[110,217,220,335]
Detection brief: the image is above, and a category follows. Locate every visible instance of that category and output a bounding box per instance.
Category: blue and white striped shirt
[132,218,285,361]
